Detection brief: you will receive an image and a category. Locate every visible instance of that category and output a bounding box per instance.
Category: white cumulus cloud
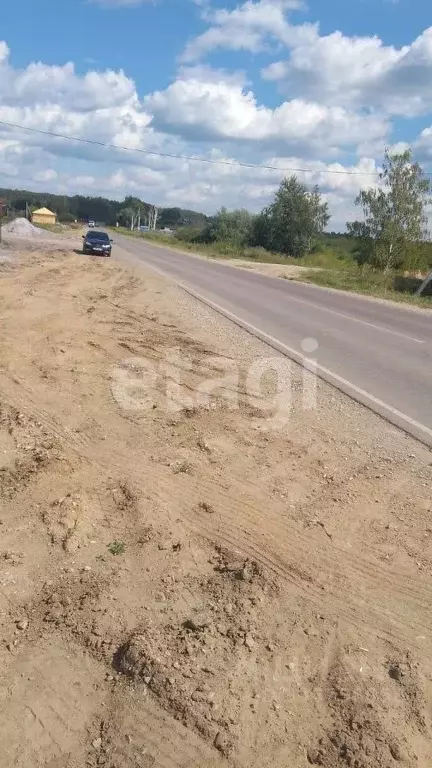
[182,0,315,62]
[146,68,389,153]
[263,26,432,117]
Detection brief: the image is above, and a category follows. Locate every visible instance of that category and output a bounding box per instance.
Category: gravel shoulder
[0,240,431,768]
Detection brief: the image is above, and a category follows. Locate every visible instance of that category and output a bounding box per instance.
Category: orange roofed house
[31,207,57,226]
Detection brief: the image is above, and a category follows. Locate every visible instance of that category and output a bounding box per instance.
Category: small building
[32,207,57,226]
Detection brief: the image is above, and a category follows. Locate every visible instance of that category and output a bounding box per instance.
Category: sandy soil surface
[213,259,319,279]
[0,239,431,768]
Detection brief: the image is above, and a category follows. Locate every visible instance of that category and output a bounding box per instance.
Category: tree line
[0,188,209,231]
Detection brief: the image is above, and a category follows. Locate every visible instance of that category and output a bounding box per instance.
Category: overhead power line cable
[0,119,388,177]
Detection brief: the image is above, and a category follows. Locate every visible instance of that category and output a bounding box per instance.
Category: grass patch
[33,221,82,234]
[115,228,352,268]
[33,222,64,234]
[107,540,126,556]
[296,249,353,269]
[299,267,432,308]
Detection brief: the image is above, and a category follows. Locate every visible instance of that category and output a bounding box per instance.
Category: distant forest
[0,187,209,230]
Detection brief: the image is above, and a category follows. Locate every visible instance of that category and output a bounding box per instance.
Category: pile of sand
[3,217,46,238]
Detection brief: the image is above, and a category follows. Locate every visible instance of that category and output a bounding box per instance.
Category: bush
[302,264,394,292]
[175,226,204,243]
[299,248,353,269]
[201,208,254,248]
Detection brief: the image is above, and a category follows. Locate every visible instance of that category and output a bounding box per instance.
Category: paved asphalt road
[115,234,432,445]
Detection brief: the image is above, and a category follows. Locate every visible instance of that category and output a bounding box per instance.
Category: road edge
[125,234,431,316]
[180,284,432,450]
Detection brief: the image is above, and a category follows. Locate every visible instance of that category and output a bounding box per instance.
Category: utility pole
[137,207,141,231]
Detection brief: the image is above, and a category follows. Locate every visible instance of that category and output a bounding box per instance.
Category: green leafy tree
[259,176,330,257]
[348,149,432,271]
[117,207,135,228]
[159,207,208,229]
[202,207,254,247]
[250,211,271,249]
[345,220,374,266]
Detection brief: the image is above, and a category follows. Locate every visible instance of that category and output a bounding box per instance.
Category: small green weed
[107,540,126,556]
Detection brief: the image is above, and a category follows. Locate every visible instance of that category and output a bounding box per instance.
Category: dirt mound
[114,547,280,757]
[307,653,425,767]
[0,405,57,498]
[3,217,46,238]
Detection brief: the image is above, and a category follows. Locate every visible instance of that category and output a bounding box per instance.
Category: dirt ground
[204,257,319,280]
[0,238,431,768]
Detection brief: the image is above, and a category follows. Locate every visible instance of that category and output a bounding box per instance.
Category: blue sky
[3,1,428,75]
[1,0,432,228]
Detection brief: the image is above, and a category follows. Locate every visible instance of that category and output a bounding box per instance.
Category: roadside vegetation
[304,149,432,304]
[120,227,432,306]
[120,151,432,306]
[119,176,344,269]
[119,226,352,270]
[299,266,432,307]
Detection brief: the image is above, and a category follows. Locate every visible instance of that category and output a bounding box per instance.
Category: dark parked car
[82,230,113,256]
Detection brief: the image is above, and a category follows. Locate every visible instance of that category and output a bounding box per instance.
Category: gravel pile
[3,218,45,238]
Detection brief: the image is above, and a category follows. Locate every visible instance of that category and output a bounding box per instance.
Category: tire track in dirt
[0,378,93,452]
[5,379,431,656]
[95,691,230,768]
[4,373,432,655]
